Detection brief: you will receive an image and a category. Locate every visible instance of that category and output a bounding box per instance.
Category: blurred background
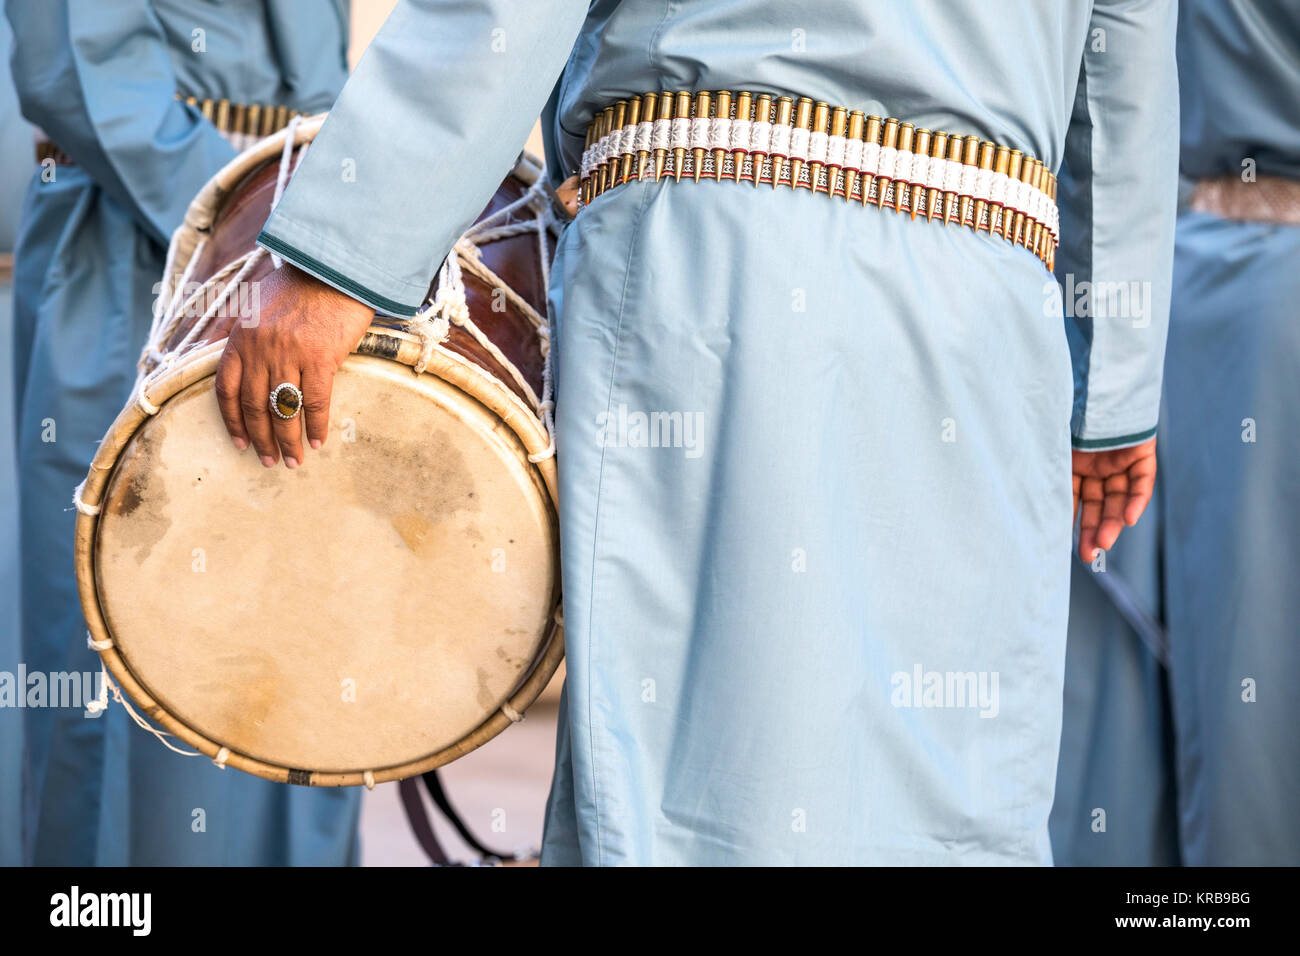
[0,0,557,867]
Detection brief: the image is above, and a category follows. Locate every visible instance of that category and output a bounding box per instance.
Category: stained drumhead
[93,354,558,775]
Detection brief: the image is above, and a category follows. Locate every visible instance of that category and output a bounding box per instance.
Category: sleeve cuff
[1071,425,1158,451]
[257,229,426,318]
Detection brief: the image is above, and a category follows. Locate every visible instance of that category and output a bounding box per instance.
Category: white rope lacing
[407,170,560,461]
[84,635,203,758]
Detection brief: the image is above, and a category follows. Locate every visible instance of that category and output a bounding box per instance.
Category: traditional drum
[74,114,565,787]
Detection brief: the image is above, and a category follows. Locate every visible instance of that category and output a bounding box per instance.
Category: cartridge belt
[579,90,1060,272]
[34,94,302,165]
[1188,174,1300,226]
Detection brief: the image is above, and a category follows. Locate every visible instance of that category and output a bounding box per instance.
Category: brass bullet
[943,134,964,224]
[825,105,848,197]
[844,110,865,202]
[1002,149,1023,240]
[1015,158,1040,247]
[608,101,627,188]
[692,91,711,183]
[273,105,289,132]
[732,91,752,183]
[231,103,246,139]
[619,98,639,186]
[925,130,948,222]
[712,90,731,182]
[752,93,773,187]
[598,106,615,195]
[672,91,691,183]
[790,97,814,190]
[877,117,899,210]
[259,103,275,138]
[636,92,657,182]
[653,91,674,182]
[988,145,1010,235]
[806,100,828,193]
[959,135,980,229]
[1027,160,1045,251]
[972,141,995,232]
[200,98,215,121]
[581,117,594,204]
[909,128,931,220]
[861,114,882,207]
[246,104,262,141]
[893,122,914,214]
[1046,173,1058,271]
[771,96,794,189]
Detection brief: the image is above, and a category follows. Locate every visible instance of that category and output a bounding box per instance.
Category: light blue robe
[260,0,1178,865]
[5,0,361,866]
[1052,0,1300,867]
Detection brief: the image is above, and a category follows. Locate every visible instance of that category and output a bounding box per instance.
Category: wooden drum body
[74,116,564,787]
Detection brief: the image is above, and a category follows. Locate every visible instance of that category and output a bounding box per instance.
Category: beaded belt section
[1189,174,1300,226]
[579,91,1059,271]
[36,95,302,166]
[177,94,304,152]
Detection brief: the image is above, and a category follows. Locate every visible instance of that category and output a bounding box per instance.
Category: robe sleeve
[256,0,589,318]
[4,0,238,245]
[1055,0,1179,450]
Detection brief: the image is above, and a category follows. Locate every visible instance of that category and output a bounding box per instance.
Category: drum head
[92,355,559,776]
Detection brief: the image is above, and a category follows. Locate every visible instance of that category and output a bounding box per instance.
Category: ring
[269,382,303,420]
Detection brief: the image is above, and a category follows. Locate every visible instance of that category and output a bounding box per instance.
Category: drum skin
[75,119,563,786]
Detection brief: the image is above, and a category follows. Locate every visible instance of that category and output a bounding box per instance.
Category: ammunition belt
[34,94,302,166]
[1189,174,1300,226]
[579,90,1059,272]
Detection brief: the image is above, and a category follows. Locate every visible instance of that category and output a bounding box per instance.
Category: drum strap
[398,770,532,866]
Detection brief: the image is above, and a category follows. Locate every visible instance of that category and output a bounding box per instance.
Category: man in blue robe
[6,0,361,865]
[215,0,1177,864]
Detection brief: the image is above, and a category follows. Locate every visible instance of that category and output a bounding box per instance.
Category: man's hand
[216,264,376,468]
[1072,437,1157,562]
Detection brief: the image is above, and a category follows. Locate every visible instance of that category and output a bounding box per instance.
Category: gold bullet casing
[770,96,794,189]
[959,135,980,229]
[876,117,898,210]
[751,93,773,187]
[790,97,814,190]
[1046,172,1058,270]
[1014,157,1039,246]
[844,110,865,202]
[988,145,1010,234]
[925,130,948,222]
[246,104,262,141]
[598,106,615,195]
[827,106,848,197]
[636,92,657,182]
[692,91,711,183]
[732,91,752,182]
[861,114,882,207]
[943,134,964,224]
[909,128,931,220]
[672,91,691,182]
[971,141,994,232]
[712,90,731,182]
[1002,149,1023,240]
[581,117,596,204]
[608,101,627,189]
[585,112,603,201]
[808,101,829,193]
[620,97,641,186]
[893,122,914,214]
[273,105,289,134]
[653,91,674,182]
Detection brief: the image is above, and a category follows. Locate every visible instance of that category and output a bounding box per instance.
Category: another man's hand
[216,264,376,468]
[1072,437,1157,562]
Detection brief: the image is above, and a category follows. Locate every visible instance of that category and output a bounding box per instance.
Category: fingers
[1094,473,1129,553]
[215,346,249,450]
[269,371,304,468]
[1124,454,1158,526]
[240,363,279,466]
[300,364,336,450]
[1077,475,1104,562]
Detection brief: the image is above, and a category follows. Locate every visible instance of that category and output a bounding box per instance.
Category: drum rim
[75,332,564,788]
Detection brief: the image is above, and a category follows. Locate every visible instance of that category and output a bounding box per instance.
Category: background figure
[5,0,360,865]
[0,10,30,868]
[1052,0,1300,866]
